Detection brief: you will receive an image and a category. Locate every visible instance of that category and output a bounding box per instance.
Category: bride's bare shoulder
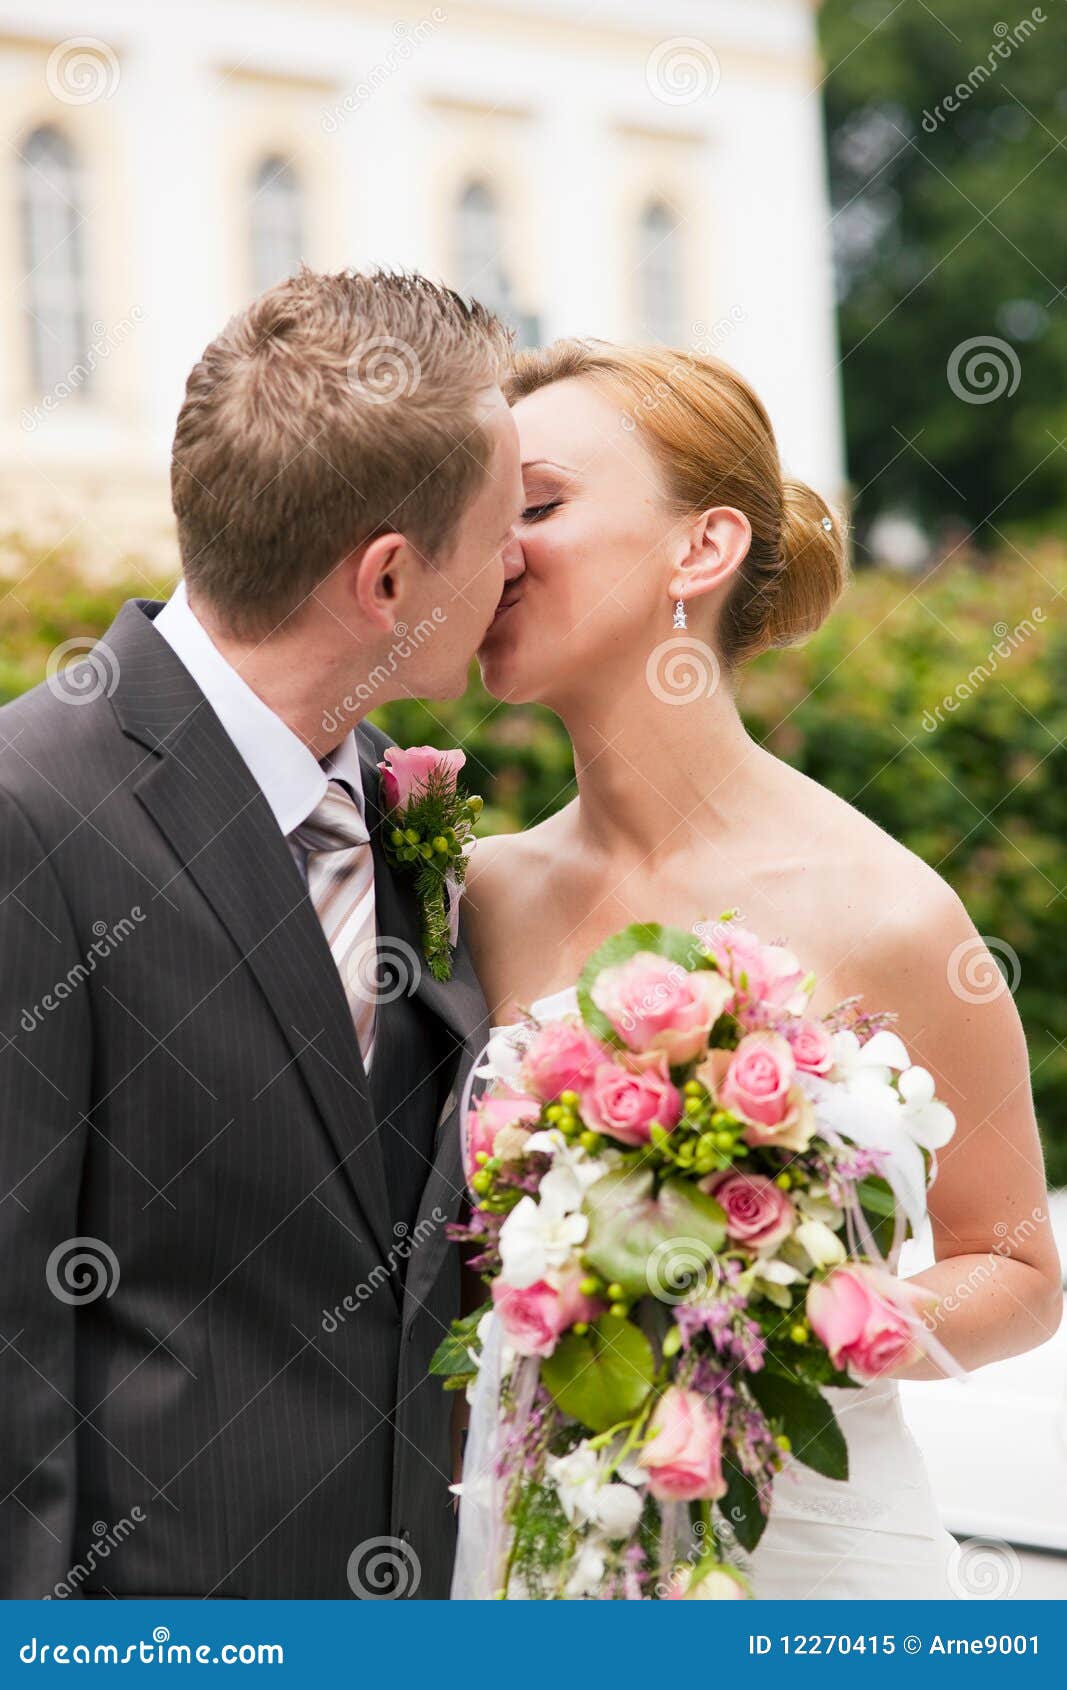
[781,760,968,951]
[465,807,573,914]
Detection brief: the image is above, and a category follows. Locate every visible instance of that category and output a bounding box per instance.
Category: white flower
[749,1255,805,1308]
[524,1128,613,1192]
[898,1064,956,1150]
[565,1539,607,1598]
[546,1443,644,1540]
[794,1219,847,1270]
[497,1170,588,1288]
[830,1027,910,1088]
[474,1028,527,1089]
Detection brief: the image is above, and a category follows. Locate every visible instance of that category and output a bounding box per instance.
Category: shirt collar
[152,580,367,838]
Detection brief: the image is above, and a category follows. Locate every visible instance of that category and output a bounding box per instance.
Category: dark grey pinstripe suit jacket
[0,599,488,1598]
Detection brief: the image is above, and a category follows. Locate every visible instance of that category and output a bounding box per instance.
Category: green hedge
[4,544,1064,1181]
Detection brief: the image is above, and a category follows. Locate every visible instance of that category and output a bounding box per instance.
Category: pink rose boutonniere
[377,744,482,982]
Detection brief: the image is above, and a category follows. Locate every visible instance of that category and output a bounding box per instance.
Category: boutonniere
[377,745,482,982]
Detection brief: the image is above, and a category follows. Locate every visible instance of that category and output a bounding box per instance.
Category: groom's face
[408,387,524,699]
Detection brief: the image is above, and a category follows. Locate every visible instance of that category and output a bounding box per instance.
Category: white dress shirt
[152,580,371,881]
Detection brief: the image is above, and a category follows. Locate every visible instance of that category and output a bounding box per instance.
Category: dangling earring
[673,599,687,630]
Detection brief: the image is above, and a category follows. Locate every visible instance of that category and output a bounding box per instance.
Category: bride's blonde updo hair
[504,339,848,667]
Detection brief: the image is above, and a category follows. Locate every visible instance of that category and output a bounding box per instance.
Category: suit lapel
[109,602,396,1269]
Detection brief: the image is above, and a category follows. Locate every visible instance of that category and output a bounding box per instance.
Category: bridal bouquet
[434,917,959,1600]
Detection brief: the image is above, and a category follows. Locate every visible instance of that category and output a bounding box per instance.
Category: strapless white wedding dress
[455,986,960,1601]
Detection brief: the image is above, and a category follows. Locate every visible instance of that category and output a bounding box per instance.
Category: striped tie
[293,780,377,1071]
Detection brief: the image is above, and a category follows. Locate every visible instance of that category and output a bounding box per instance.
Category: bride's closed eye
[521,501,561,523]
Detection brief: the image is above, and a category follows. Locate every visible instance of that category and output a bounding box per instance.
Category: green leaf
[720,1455,767,1553]
[429,1304,490,1378]
[583,1166,727,1301]
[576,922,713,1044]
[540,1313,655,1432]
[857,1174,901,1254]
[748,1370,849,1482]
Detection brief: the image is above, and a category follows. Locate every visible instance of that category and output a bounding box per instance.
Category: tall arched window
[249,155,305,293]
[456,180,506,305]
[17,125,90,395]
[636,199,685,344]
[454,179,539,347]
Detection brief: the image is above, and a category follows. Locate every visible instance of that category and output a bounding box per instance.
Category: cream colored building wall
[0,0,843,584]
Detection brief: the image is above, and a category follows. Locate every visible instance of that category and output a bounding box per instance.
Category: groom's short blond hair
[171,267,513,636]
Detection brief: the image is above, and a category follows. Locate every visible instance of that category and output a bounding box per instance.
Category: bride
[457,338,1062,1599]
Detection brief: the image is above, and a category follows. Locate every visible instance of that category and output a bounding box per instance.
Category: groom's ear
[344,531,409,632]
[666,506,752,605]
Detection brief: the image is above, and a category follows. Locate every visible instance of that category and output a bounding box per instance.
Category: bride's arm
[855,872,1062,1378]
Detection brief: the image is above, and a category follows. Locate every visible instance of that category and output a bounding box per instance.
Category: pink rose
[581,1051,682,1147]
[378,744,466,811]
[702,1169,795,1254]
[785,1017,835,1075]
[719,1032,796,1126]
[523,1021,605,1103]
[491,1272,599,1358]
[638,1387,727,1502]
[806,1265,934,1381]
[591,953,734,1065]
[466,1094,540,1170]
[698,923,807,1017]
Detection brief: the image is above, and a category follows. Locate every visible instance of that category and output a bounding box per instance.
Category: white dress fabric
[455,987,960,1601]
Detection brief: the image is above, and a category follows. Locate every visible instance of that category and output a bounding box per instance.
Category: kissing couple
[1,269,1056,1600]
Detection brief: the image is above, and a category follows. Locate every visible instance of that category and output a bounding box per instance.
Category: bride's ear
[666,506,751,605]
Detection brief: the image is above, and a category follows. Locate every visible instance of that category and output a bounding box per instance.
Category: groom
[0,269,523,1598]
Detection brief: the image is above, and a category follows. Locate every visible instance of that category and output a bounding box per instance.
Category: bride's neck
[559,675,763,859]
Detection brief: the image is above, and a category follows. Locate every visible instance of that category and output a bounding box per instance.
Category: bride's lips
[483,581,525,637]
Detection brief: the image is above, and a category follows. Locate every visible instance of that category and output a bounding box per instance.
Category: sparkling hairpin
[821,516,833,531]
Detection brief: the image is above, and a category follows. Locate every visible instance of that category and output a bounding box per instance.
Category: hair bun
[765,477,849,652]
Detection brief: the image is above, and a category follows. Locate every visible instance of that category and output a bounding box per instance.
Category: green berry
[404,827,420,845]
[789,1322,809,1345]
[775,1433,792,1453]
[609,1301,630,1319]
[432,836,450,854]
[775,1171,792,1190]
[683,1080,704,1099]
[578,1276,602,1299]
[572,1321,589,1337]
[390,828,405,847]
[559,1090,580,1109]
[714,1130,736,1152]
[471,1171,491,1196]
[544,1104,564,1123]
[606,1282,625,1303]
[474,1151,489,1166]
[579,1130,600,1153]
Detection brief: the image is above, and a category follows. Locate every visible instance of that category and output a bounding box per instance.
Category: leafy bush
[3,541,1063,1180]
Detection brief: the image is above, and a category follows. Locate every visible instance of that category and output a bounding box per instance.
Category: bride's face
[476,376,678,707]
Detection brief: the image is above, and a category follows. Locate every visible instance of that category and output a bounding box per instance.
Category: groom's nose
[501,531,525,581]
